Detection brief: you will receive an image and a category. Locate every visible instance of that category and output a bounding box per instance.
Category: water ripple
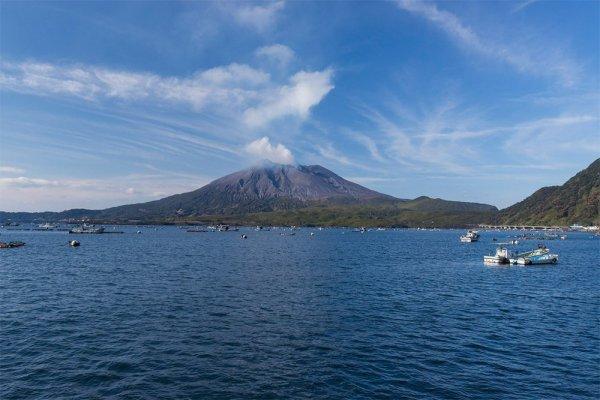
[0,228,598,399]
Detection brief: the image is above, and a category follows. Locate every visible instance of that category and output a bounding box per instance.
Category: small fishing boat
[483,247,512,264]
[510,245,558,265]
[216,224,238,232]
[0,241,25,249]
[38,222,58,230]
[460,230,480,242]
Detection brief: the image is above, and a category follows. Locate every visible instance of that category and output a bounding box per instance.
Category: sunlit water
[1,227,598,399]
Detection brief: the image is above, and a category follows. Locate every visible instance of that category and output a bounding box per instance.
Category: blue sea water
[1,227,598,399]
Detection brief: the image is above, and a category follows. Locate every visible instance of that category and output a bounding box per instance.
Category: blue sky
[0,1,598,211]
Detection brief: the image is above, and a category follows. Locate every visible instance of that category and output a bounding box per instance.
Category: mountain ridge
[0,162,498,226]
[3,159,597,227]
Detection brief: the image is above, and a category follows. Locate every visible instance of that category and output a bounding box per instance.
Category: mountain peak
[103,162,396,217]
[253,159,294,169]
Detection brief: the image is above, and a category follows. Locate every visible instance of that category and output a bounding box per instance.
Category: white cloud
[396,0,582,86]
[244,136,294,164]
[316,143,352,166]
[0,166,25,174]
[0,61,268,108]
[0,173,211,212]
[232,1,285,32]
[313,143,384,173]
[255,44,295,66]
[503,114,599,160]
[0,176,59,188]
[0,61,333,128]
[350,132,385,162]
[512,0,539,13]
[355,90,599,176]
[243,69,334,127]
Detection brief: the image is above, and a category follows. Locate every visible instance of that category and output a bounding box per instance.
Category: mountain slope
[498,158,600,225]
[96,162,396,219]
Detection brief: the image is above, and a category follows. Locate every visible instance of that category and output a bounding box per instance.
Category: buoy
[241,234,248,239]
[137,230,142,234]
[310,232,315,236]
[69,240,80,247]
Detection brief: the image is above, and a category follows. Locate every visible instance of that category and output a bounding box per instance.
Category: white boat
[484,247,512,264]
[38,222,58,230]
[511,246,558,265]
[216,224,238,232]
[460,230,480,242]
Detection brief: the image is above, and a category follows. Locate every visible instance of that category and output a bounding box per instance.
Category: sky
[0,0,598,212]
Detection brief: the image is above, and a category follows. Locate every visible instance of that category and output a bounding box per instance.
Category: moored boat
[38,222,58,230]
[0,241,25,249]
[483,247,512,264]
[460,230,480,242]
[510,245,558,265]
[216,224,238,232]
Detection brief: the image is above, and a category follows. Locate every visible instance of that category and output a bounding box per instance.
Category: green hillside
[498,158,600,226]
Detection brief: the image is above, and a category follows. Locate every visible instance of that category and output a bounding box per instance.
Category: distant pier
[478,224,566,231]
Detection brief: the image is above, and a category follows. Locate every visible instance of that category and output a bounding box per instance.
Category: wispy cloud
[0,61,267,107]
[503,114,599,160]
[314,142,385,173]
[244,136,295,164]
[0,176,59,188]
[255,44,295,67]
[230,1,285,32]
[0,166,25,174]
[0,172,211,212]
[0,60,333,128]
[396,0,582,86]
[354,92,599,177]
[348,132,385,162]
[511,0,539,14]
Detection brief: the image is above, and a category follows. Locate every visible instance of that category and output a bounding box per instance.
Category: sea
[1,226,598,399]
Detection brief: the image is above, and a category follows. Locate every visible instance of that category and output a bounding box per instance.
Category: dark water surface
[1,227,598,399]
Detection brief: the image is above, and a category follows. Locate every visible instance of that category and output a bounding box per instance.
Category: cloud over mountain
[245,137,295,164]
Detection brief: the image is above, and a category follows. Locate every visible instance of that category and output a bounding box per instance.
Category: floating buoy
[69,240,80,247]
[241,234,248,239]
[136,230,142,234]
[310,232,315,236]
